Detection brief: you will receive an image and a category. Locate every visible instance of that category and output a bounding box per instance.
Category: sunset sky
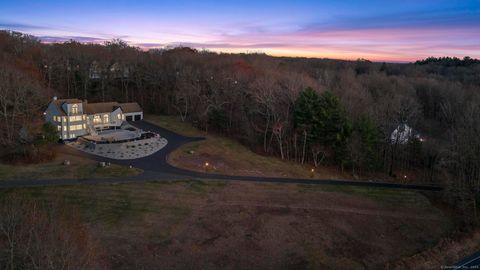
[1,0,479,62]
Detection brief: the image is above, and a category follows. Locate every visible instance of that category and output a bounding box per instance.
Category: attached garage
[119,102,143,122]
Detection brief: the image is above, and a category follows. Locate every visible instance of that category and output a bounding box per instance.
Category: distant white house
[390,124,421,144]
[44,97,143,140]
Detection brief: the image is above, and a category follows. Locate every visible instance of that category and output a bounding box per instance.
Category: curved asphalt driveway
[0,120,442,191]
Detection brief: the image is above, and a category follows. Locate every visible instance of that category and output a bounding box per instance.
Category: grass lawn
[0,147,142,180]
[146,114,206,137]
[0,180,453,269]
[146,114,371,180]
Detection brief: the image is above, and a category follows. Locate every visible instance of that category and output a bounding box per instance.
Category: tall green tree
[35,122,59,145]
[354,114,380,171]
[294,89,352,166]
[294,87,322,163]
[317,91,352,166]
[294,87,321,142]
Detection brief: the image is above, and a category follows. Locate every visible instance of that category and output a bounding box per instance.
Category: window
[117,113,122,120]
[69,124,83,131]
[82,115,86,120]
[69,115,83,122]
[63,126,67,131]
[57,126,61,131]
[71,104,78,114]
[83,124,86,129]
[103,114,109,123]
[93,115,102,124]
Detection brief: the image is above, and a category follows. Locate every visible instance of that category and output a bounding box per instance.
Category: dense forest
[0,30,479,224]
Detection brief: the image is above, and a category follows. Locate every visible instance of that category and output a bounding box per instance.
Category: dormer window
[72,104,78,114]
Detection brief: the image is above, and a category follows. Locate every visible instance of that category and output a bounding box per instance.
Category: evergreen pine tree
[294,87,321,143]
[356,114,380,171]
[294,89,352,166]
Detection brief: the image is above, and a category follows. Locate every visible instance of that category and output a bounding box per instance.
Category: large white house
[44,97,143,140]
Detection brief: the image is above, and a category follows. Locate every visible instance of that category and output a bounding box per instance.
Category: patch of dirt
[53,144,96,165]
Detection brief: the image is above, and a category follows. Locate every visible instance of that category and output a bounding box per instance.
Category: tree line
[0,30,479,224]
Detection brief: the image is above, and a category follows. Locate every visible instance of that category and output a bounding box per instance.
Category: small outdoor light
[404,175,407,179]
[310,168,315,178]
[204,162,209,172]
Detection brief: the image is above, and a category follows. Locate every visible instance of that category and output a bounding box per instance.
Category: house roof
[119,102,142,113]
[62,99,83,104]
[390,124,420,144]
[48,98,142,115]
[50,99,83,116]
[83,102,120,114]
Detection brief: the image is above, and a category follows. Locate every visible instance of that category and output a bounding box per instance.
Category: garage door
[126,115,133,121]
[134,114,141,121]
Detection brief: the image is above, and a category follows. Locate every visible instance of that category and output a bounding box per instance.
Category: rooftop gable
[50,98,83,116]
[47,98,142,116]
[119,102,142,113]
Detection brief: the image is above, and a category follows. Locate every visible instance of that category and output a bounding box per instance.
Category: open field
[0,146,142,181]
[146,115,393,181]
[0,180,453,269]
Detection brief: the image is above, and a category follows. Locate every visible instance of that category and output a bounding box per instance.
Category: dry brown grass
[391,229,480,270]
[0,145,142,180]
[2,180,453,269]
[146,114,382,180]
